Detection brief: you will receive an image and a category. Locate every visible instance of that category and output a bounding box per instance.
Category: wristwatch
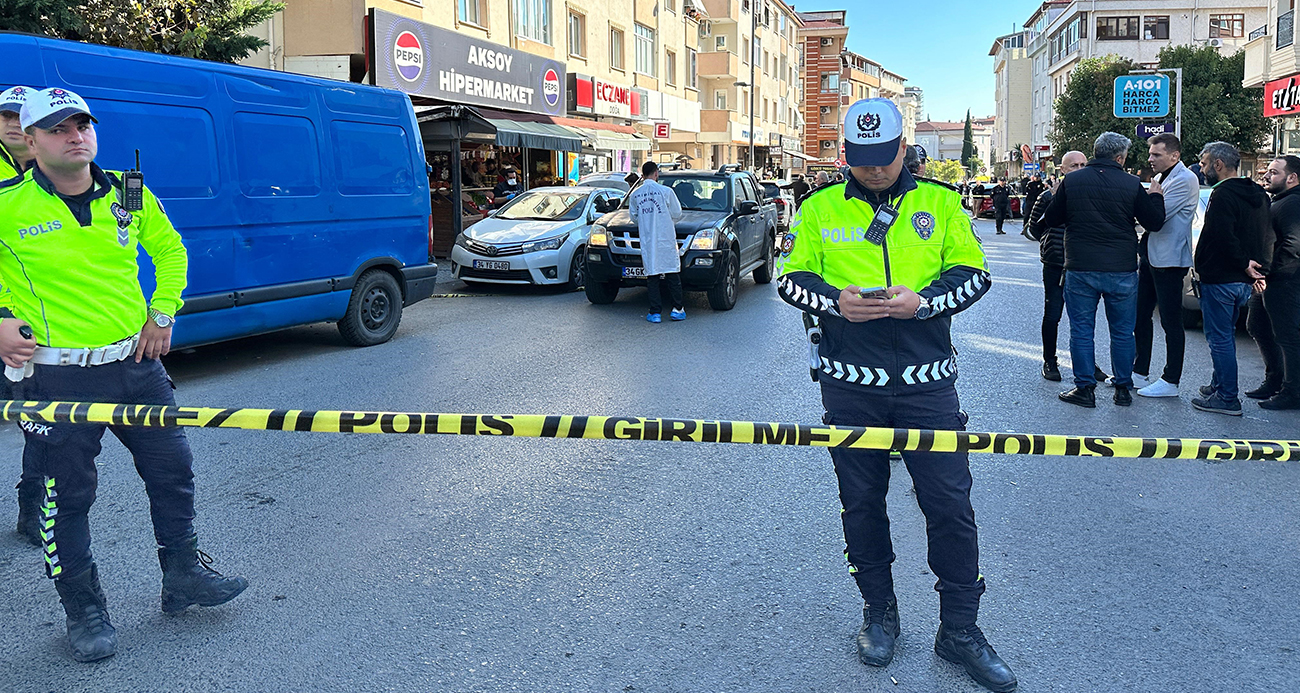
[148,308,174,329]
[913,296,935,320]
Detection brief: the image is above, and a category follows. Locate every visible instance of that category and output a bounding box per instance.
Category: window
[634,23,656,76]
[763,50,770,76]
[742,0,750,12]
[568,12,585,57]
[458,0,484,26]
[1210,14,1245,39]
[665,50,677,86]
[515,0,552,44]
[1143,16,1169,40]
[1096,16,1139,40]
[611,27,625,69]
[742,37,750,64]
[820,73,839,92]
[687,48,697,88]
[715,35,726,50]
[664,0,675,12]
[715,90,727,110]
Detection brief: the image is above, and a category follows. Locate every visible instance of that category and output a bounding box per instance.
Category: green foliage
[0,0,283,64]
[925,159,966,184]
[961,110,975,176]
[1048,55,1141,162]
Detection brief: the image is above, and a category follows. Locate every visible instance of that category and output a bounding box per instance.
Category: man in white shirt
[628,161,685,322]
[1134,133,1200,397]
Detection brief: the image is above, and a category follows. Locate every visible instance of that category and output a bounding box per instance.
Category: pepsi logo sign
[542,68,561,108]
[394,31,423,82]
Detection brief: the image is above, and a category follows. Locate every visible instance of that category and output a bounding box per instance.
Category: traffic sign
[1136,122,1174,139]
[1113,74,1170,118]
[1023,163,1039,172]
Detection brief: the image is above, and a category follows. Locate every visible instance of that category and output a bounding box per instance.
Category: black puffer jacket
[1027,188,1064,265]
[1195,177,1272,284]
[1042,158,1165,272]
[1268,184,1300,281]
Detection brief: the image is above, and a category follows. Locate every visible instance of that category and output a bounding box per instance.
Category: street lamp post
[748,0,756,171]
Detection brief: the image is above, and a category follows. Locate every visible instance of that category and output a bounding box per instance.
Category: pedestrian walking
[990,177,1011,234]
[1133,133,1199,398]
[0,88,248,662]
[777,98,1015,693]
[1042,131,1165,407]
[1246,156,1300,409]
[1026,150,1090,382]
[1190,142,1272,415]
[628,161,685,323]
[791,174,810,207]
[1022,175,1044,233]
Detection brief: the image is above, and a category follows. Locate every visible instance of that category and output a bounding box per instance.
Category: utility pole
[749,0,756,170]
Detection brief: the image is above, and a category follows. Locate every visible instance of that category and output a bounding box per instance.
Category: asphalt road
[2,218,1298,693]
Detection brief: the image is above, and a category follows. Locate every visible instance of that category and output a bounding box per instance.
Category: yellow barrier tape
[2,400,1297,461]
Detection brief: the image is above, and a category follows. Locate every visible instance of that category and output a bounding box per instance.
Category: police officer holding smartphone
[0,88,247,663]
[777,99,1015,692]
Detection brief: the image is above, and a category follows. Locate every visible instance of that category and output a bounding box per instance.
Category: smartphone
[858,286,889,299]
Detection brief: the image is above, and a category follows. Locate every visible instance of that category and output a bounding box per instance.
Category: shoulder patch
[916,177,958,193]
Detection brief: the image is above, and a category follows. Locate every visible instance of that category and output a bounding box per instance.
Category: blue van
[0,34,437,347]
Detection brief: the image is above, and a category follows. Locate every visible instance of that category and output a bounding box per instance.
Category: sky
[791,0,1043,123]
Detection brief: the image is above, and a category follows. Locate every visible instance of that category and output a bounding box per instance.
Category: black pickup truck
[583,166,779,310]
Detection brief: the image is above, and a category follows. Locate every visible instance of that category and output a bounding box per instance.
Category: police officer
[0,88,247,662]
[777,99,1015,693]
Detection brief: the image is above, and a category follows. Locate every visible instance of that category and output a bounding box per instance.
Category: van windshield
[495,190,588,221]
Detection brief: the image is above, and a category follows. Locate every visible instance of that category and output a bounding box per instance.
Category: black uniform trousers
[1133,259,1188,385]
[1248,280,1300,394]
[993,204,1010,233]
[19,357,196,579]
[1042,263,1066,365]
[821,381,984,628]
[646,273,684,314]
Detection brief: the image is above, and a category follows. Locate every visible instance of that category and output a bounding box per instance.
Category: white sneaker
[1131,373,1154,389]
[1138,378,1179,398]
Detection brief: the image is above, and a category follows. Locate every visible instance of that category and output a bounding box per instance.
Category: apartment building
[914,118,995,173]
[1020,0,1267,156]
[990,31,1033,177]
[695,0,806,172]
[1243,1,1300,155]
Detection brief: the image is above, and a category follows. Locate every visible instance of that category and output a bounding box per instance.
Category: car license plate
[473,260,511,271]
[622,267,646,278]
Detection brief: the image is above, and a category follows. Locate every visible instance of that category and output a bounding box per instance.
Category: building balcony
[699,0,740,21]
[1243,11,1300,88]
[700,109,738,133]
[697,50,740,78]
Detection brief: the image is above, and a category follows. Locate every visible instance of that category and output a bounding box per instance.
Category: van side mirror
[738,200,760,215]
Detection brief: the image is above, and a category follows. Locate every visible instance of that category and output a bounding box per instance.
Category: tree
[925,159,966,184]
[0,0,283,64]
[960,110,976,176]
[1048,55,1141,162]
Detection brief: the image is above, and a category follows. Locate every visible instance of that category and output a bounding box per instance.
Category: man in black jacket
[1022,175,1045,234]
[990,178,1011,234]
[1028,151,1088,381]
[1246,156,1300,409]
[1042,132,1166,407]
[1191,142,1272,416]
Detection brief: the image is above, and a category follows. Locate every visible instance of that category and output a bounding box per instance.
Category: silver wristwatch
[913,296,934,320]
[148,308,174,329]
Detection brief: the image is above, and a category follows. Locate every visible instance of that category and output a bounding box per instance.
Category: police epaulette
[916,177,958,192]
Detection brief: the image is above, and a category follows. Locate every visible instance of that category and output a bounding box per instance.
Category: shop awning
[784,149,815,161]
[575,128,652,152]
[484,116,584,151]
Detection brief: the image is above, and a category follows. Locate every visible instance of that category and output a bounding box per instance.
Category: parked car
[1,33,438,348]
[584,165,779,310]
[451,187,624,289]
[1181,186,1214,326]
[974,194,1022,219]
[578,172,635,192]
[760,179,795,233]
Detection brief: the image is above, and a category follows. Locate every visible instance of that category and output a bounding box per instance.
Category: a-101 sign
[1113,75,1170,118]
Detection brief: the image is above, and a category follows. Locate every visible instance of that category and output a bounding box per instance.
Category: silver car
[451,186,624,289]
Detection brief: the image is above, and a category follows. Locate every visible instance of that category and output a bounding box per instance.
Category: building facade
[1244,0,1300,156]
[914,118,995,175]
[990,31,1033,178]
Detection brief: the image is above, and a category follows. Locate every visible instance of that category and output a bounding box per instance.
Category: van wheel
[753,236,775,284]
[708,250,740,310]
[339,269,403,346]
[585,278,619,304]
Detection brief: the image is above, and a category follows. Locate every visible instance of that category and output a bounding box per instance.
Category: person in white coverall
[629,160,685,322]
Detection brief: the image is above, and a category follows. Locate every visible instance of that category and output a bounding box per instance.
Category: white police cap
[0,86,36,115]
[19,87,98,130]
[843,98,903,168]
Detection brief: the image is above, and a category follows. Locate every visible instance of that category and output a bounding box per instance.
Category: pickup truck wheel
[339,269,403,346]
[707,251,740,311]
[585,277,619,304]
[753,236,775,284]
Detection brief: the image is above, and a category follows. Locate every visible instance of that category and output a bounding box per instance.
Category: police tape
[3,400,1298,461]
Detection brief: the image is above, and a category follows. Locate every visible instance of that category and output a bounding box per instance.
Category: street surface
[2,218,1298,692]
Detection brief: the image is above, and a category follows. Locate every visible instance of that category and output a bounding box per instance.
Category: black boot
[15,478,43,546]
[159,537,249,614]
[856,601,900,667]
[53,564,118,663]
[1246,381,1282,400]
[1058,385,1096,408]
[1114,385,1133,407]
[1260,391,1300,410]
[934,623,1017,692]
[1041,362,1061,382]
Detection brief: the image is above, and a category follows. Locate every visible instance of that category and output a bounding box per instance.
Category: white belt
[4,335,140,382]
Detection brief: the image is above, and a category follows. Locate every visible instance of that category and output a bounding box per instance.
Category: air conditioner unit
[1207,38,1223,47]
[698,20,710,38]
[819,106,831,114]
[820,37,833,46]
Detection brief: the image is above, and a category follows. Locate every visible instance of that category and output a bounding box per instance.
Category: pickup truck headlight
[522,233,569,254]
[589,224,610,247]
[690,227,718,251]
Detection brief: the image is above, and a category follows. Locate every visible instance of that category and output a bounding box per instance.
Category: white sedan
[451,186,624,289]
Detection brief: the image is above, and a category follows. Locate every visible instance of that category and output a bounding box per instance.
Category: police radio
[121,150,144,212]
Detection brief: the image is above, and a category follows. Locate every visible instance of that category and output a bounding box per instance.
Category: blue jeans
[1199,282,1253,402]
[1064,270,1139,387]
